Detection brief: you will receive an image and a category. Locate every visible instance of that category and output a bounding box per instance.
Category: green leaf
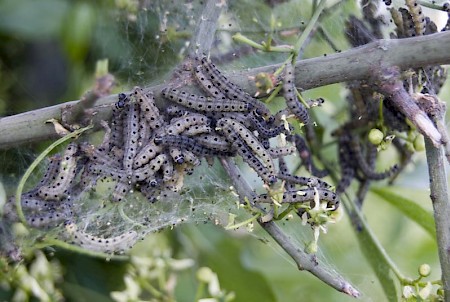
[371,187,436,238]
[351,213,398,301]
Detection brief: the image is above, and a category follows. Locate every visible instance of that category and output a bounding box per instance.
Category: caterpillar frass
[132,87,166,131]
[38,143,78,201]
[162,88,252,113]
[283,62,310,124]
[217,118,275,173]
[65,222,139,254]
[253,188,339,208]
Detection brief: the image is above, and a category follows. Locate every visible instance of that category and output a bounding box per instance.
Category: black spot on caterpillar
[38,143,78,201]
[162,88,252,112]
[283,62,310,124]
[65,223,138,253]
[254,188,339,208]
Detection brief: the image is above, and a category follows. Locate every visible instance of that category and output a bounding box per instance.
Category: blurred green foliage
[0,0,448,301]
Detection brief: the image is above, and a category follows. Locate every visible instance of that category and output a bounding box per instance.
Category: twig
[2,32,450,148]
[187,0,224,56]
[425,138,450,300]
[219,158,360,298]
[370,65,441,147]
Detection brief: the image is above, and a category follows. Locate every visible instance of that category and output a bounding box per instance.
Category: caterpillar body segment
[283,62,310,124]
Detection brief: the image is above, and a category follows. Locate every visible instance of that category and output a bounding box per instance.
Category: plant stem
[219,158,360,298]
[425,138,450,301]
[2,32,450,148]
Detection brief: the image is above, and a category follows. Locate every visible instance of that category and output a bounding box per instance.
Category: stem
[187,0,224,56]
[425,138,450,300]
[292,0,328,62]
[3,32,450,148]
[219,158,360,298]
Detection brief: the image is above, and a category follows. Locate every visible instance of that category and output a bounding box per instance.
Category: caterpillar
[254,188,339,207]
[133,141,164,169]
[109,106,124,150]
[217,118,275,173]
[154,135,235,157]
[193,65,227,100]
[349,136,398,180]
[194,134,231,152]
[27,205,73,228]
[123,102,140,175]
[268,146,296,158]
[111,180,131,202]
[181,150,201,166]
[163,164,185,192]
[405,0,426,36]
[166,113,210,135]
[283,62,310,124]
[132,87,166,131]
[248,112,287,139]
[336,134,356,194]
[278,157,295,191]
[162,88,252,112]
[169,147,185,164]
[115,92,129,110]
[217,119,276,184]
[182,124,212,136]
[289,134,328,178]
[399,8,417,38]
[88,163,125,181]
[194,56,272,118]
[277,173,332,189]
[166,105,193,117]
[65,223,139,253]
[132,154,168,182]
[38,143,78,201]
[162,157,174,182]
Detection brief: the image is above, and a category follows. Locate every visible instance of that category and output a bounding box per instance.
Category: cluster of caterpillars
[3,55,341,254]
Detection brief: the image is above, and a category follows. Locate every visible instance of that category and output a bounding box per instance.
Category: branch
[2,31,450,148]
[425,138,450,300]
[219,158,360,298]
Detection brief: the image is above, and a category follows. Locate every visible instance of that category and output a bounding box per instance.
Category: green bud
[418,263,431,277]
[368,129,384,145]
[413,134,425,152]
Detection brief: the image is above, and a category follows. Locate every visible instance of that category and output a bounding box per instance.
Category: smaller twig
[219,158,360,298]
[371,66,441,147]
